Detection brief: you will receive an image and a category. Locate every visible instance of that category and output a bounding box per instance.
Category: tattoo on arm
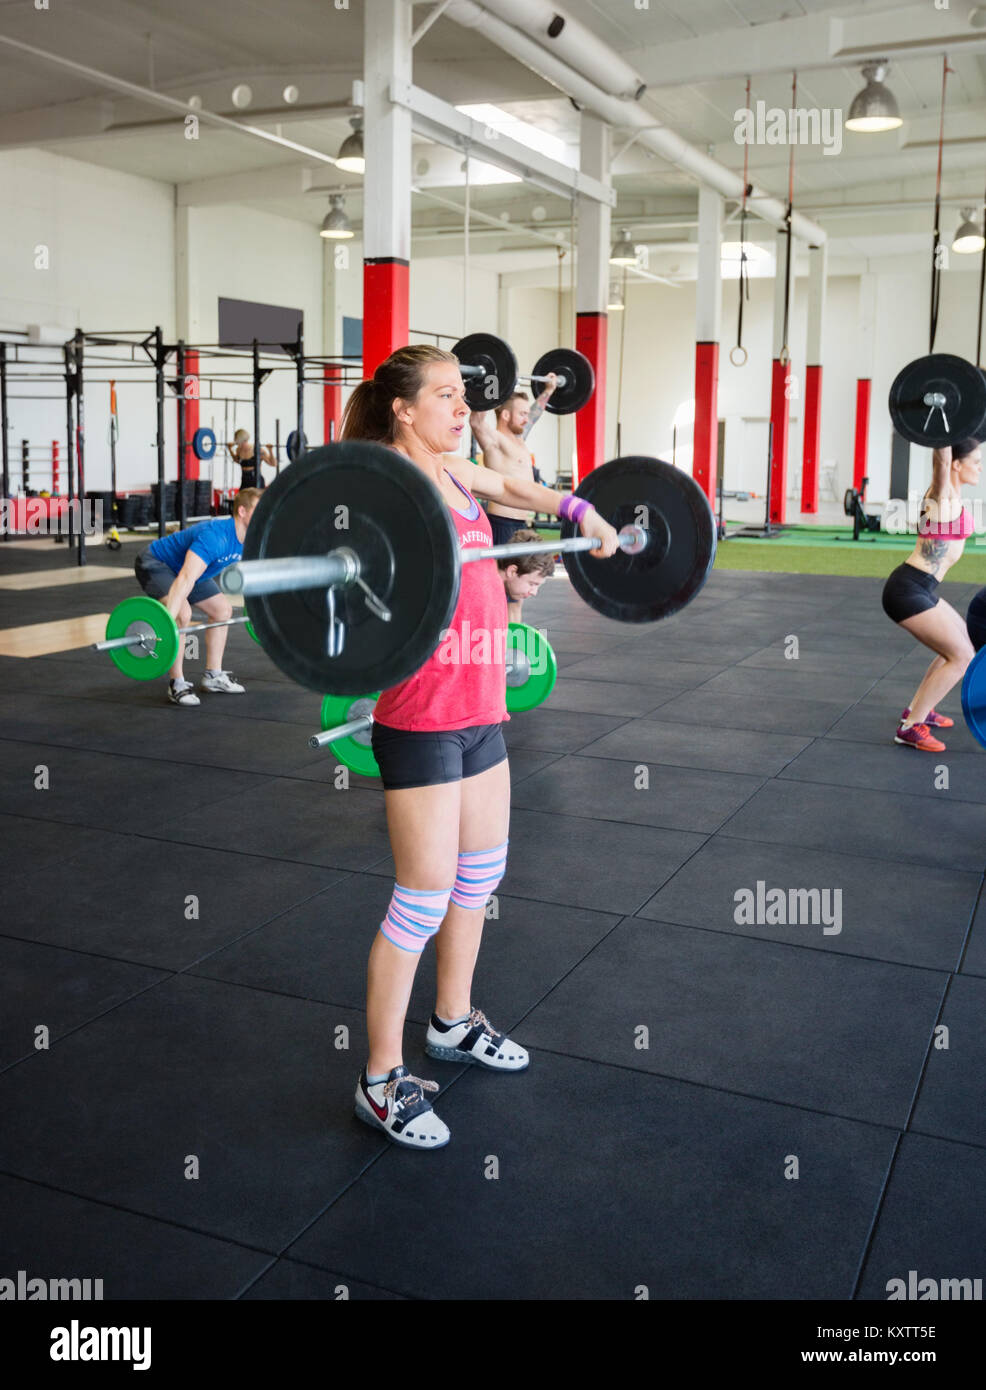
[522,401,546,439]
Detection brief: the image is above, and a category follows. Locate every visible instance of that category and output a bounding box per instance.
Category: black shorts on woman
[882,563,940,623]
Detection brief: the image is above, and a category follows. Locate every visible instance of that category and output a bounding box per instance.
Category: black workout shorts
[486,514,528,547]
[134,549,221,606]
[881,562,939,623]
[370,720,507,791]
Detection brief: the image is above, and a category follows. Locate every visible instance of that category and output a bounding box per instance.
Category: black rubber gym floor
[1,541,984,1301]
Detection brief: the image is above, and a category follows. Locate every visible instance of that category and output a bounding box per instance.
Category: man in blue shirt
[133,488,261,705]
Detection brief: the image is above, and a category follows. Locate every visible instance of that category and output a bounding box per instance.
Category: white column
[576,114,610,315]
[695,186,723,342]
[363,0,412,263]
[174,205,201,342]
[806,242,828,367]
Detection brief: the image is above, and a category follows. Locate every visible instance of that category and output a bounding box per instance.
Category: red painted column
[801,364,822,513]
[768,358,791,524]
[693,341,719,507]
[183,349,200,481]
[575,311,607,482]
[362,258,409,377]
[323,364,343,442]
[853,378,871,489]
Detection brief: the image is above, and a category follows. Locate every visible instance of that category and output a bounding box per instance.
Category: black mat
[2,563,984,1300]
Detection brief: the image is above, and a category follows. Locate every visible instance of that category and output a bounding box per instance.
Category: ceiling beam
[634,3,986,89]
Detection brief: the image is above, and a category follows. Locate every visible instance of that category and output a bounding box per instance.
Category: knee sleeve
[380,883,452,954]
[449,841,508,911]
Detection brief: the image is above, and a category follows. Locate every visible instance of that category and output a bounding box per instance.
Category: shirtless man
[469,376,557,546]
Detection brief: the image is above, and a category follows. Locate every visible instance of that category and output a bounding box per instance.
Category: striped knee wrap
[449,841,508,911]
[380,884,452,954]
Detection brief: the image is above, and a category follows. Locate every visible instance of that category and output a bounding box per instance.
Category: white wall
[0,148,174,495]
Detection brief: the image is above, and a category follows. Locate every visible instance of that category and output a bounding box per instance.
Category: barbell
[889,354,986,449]
[451,334,595,415]
[92,595,257,680]
[219,441,716,696]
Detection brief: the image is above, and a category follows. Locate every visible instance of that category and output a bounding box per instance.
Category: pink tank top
[922,508,974,540]
[373,470,509,732]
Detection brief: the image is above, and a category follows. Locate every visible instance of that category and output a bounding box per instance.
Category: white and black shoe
[354,1065,450,1150]
[425,1008,529,1072]
[201,670,245,693]
[168,679,200,707]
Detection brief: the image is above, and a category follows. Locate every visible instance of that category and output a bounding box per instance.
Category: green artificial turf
[713,538,986,581]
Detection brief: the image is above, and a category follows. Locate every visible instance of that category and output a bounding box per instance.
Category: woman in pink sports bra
[881,438,982,751]
[338,345,620,1151]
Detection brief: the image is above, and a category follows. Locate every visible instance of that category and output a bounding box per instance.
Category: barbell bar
[228,443,717,696]
[451,335,595,415]
[223,524,647,600]
[92,595,258,680]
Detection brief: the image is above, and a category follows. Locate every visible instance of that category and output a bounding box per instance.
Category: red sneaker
[902,706,953,729]
[895,721,946,752]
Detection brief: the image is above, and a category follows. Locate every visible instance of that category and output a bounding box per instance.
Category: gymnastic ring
[729,346,748,367]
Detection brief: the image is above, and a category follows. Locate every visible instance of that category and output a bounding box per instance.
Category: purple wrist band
[559,494,594,526]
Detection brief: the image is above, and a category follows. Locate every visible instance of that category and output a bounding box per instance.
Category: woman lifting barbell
[881,437,982,751]
[340,344,619,1150]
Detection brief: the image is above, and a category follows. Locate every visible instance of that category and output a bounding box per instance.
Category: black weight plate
[452,333,518,412]
[286,429,308,463]
[242,442,461,694]
[530,347,595,415]
[560,456,716,623]
[888,354,986,448]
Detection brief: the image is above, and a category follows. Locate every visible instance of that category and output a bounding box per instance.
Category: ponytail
[341,344,460,445]
[340,379,393,443]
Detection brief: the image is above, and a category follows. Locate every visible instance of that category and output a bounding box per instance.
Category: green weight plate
[104,595,179,680]
[244,610,261,644]
[320,691,381,777]
[505,622,557,713]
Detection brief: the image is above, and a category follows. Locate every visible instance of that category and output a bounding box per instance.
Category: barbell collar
[221,548,360,597]
[524,372,570,390]
[309,713,373,749]
[463,523,649,566]
[923,392,948,409]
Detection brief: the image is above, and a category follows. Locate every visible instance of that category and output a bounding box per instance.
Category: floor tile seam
[622,913,961,978]
[509,1041,909,1132]
[0,728,325,777]
[771,767,986,810]
[231,1253,416,1302]
[849,1136,906,1299]
[0,1168,304,1262]
[0,972,190,1079]
[0,810,391,873]
[708,818,986,878]
[513,744,779,781]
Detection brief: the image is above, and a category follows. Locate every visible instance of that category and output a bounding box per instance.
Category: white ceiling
[0,0,983,280]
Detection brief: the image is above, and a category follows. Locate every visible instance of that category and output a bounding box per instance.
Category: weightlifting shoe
[902,706,953,728]
[426,1007,529,1072]
[201,670,245,693]
[354,1066,450,1150]
[168,679,200,707]
[894,721,945,752]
